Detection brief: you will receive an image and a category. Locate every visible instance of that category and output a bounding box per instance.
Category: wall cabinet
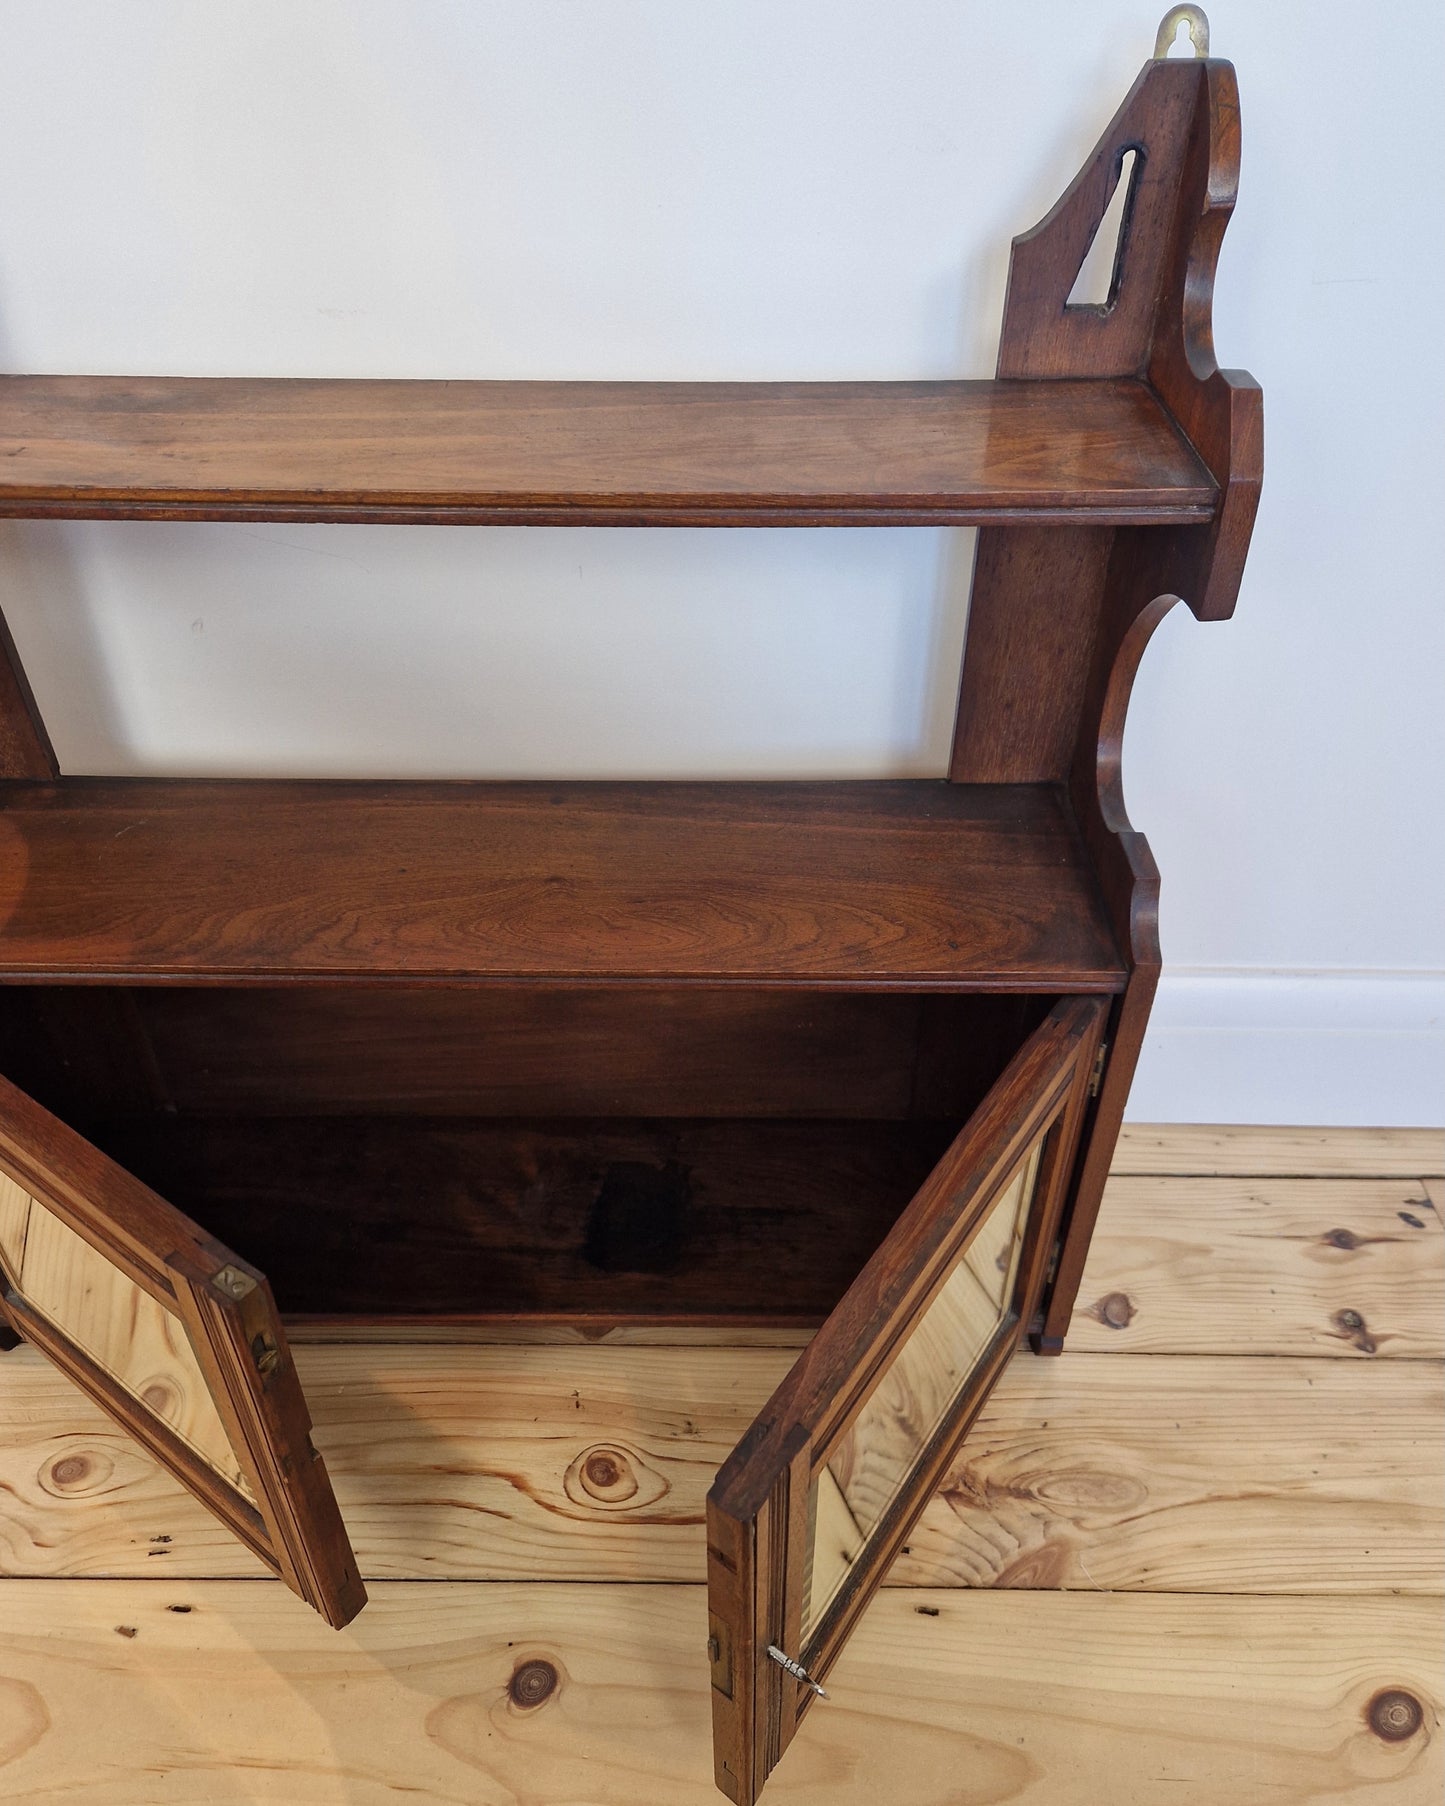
[0,14,1259,1801]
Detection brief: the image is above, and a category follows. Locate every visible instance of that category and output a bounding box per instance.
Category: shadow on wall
[0,522,130,763]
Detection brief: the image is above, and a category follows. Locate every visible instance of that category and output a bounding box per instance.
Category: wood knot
[1032,1468,1148,1513]
[140,1380,179,1418]
[563,1441,670,1513]
[1367,1688,1422,1742]
[1092,1291,1136,1330]
[41,1444,115,1498]
[572,1443,640,1504]
[508,1659,558,1709]
[1324,1228,1360,1250]
[992,1540,1074,1589]
[1332,1308,1377,1353]
[584,1451,623,1491]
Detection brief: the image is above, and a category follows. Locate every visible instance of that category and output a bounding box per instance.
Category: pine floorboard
[1111,1124,1444,1178]
[0,1583,1438,1805]
[0,1124,1439,1801]
[1065,1175,1443,1357]
[1,1348,1438,1595]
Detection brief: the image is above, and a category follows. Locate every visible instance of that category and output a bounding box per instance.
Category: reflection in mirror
[0,1172,255,1499]
[803,1137,1044,1638]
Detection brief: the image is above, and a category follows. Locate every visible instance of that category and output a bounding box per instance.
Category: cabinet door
[707,996,1105,1803]
[0,1070,364,1628]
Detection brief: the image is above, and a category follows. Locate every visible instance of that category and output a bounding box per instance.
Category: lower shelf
[97,1116,961,1323]
[0,778,1124,987]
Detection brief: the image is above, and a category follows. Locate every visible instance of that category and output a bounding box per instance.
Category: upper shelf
[0,375,1215,527]
[0,779,1123,988]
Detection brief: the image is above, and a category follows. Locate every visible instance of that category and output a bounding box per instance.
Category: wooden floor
[0,1124,1440,1802]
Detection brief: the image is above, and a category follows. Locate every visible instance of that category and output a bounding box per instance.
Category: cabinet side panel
[949,526,1112,784]
[0,606,56,780]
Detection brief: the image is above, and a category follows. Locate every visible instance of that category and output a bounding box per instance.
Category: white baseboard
[1125,971,1445,1128]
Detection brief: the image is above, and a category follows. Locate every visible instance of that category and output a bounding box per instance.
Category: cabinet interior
[0,986,1056,1325]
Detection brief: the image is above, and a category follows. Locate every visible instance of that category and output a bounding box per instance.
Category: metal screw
[767,1645,829,1700]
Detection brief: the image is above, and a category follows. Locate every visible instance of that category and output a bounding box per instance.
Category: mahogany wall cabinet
[0,14,1258,1802]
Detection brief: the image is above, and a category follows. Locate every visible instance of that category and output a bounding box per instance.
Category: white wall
[0,1,1438,1124]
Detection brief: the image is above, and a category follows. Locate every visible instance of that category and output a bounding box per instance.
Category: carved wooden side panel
[951,46,1262,1349]
[0,606,56,780]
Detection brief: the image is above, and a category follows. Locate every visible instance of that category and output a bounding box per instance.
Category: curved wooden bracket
[1147,59,1263,622]
[1029,581,1180,1355]
[1096,593,1177,841]
[1079,587,1181,974]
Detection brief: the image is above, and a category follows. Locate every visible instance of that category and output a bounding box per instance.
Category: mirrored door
[0,1070,364,1627]
[706,996,1106,1804]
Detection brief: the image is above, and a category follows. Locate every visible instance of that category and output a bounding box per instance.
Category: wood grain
[0,375,1216,526]
[99,1115,961,1321]
[1,1343,1437,1597]
[0,1180,253,1494]
[0,1581,1433,1805]
[0,1168,30,1272]
[1114,1124,1445,1179]
[11,986,1041,1129]
[948,525,1110,784]
[121,987,940,1121]
[818,1256,1004,1587]
[0,778,1124,987]
[819,1145,1037,1581]
[895,1353,1444,1593]
[1067,1177,1445,1357]
[0,1069,364,1626]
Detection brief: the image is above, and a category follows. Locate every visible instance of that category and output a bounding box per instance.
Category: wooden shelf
[0,779,1123,987]
[0,375,1214,526]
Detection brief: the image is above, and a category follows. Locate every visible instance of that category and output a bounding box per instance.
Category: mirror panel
[0,1171,255,1497]
[803,1137,1043,1637]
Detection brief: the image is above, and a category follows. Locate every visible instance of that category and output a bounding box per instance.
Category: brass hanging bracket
[1154,5,1209,58]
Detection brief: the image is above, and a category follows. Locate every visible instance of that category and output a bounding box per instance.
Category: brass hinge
[1088,1041,1110,1099]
